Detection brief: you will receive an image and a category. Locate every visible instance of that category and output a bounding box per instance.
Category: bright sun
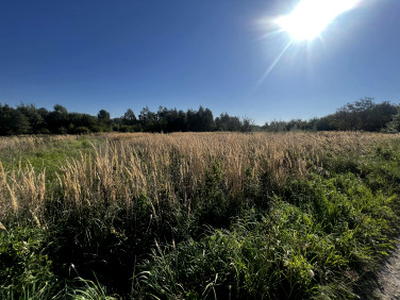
[276,0,360,41]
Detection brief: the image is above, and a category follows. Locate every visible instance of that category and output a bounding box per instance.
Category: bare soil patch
[374,241,400,299]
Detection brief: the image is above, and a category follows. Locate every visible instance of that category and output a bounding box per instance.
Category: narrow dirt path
[373,241,400,299]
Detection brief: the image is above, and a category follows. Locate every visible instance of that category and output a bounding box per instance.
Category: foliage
[215,113,242,131]
[0,98,398,135]
[384,106,400,133]
[0,227,58,299]
[329,97,397,132]
[261,98,398,133]
[134,171,398,299]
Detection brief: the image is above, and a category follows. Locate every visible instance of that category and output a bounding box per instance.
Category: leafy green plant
[0,227,57,299]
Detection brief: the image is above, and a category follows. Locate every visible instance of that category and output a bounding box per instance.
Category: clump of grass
[0,162,46,228]
[67,277,117,300]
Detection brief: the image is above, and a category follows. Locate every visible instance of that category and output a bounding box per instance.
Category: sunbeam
[250,0,362,94]
[256,41,293,87]
[276,0,360,42]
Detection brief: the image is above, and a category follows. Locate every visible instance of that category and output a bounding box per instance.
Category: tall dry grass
[0,161,46,227]
[1,131,399,225]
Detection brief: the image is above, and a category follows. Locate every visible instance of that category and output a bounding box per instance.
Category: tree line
[0,104,253,135]
[0,97,399,136]
[263,97,400,133]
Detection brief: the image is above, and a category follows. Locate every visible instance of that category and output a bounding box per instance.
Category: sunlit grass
[0,134,105,180]
[0,132,400,299]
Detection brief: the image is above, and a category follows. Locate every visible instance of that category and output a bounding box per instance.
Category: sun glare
[276,0,360,41]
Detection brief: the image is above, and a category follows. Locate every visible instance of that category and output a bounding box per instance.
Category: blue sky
[1,0,399,125]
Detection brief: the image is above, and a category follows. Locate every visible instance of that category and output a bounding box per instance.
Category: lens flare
[276,0,360,41]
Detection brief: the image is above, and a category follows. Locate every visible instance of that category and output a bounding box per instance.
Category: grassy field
[1,132,400,299]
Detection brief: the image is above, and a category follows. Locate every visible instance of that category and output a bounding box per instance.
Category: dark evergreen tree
[97,109,112,131]
[139,106,157,132]
[122,109,137,126]
[0,104,30,135]
[47,104,69,134]
[16,104,45,134]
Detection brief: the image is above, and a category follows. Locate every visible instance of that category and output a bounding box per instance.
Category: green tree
[47,104,69,134]
[0,104,31,135]
[97,109,112,131]
[330,98,397,131]
[122,109,137,126]
[139,106,157,132]
[16,104,45,134]
[384,105,400,133]
[216,113,243,131]
[241,117,254,132]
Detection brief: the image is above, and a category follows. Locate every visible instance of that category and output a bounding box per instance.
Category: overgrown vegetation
[0,132,400,299]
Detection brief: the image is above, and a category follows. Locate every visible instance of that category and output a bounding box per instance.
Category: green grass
[133,172,398,299]
[0,136,103,175]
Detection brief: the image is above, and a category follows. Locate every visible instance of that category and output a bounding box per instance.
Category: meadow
[1,132,400,299]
